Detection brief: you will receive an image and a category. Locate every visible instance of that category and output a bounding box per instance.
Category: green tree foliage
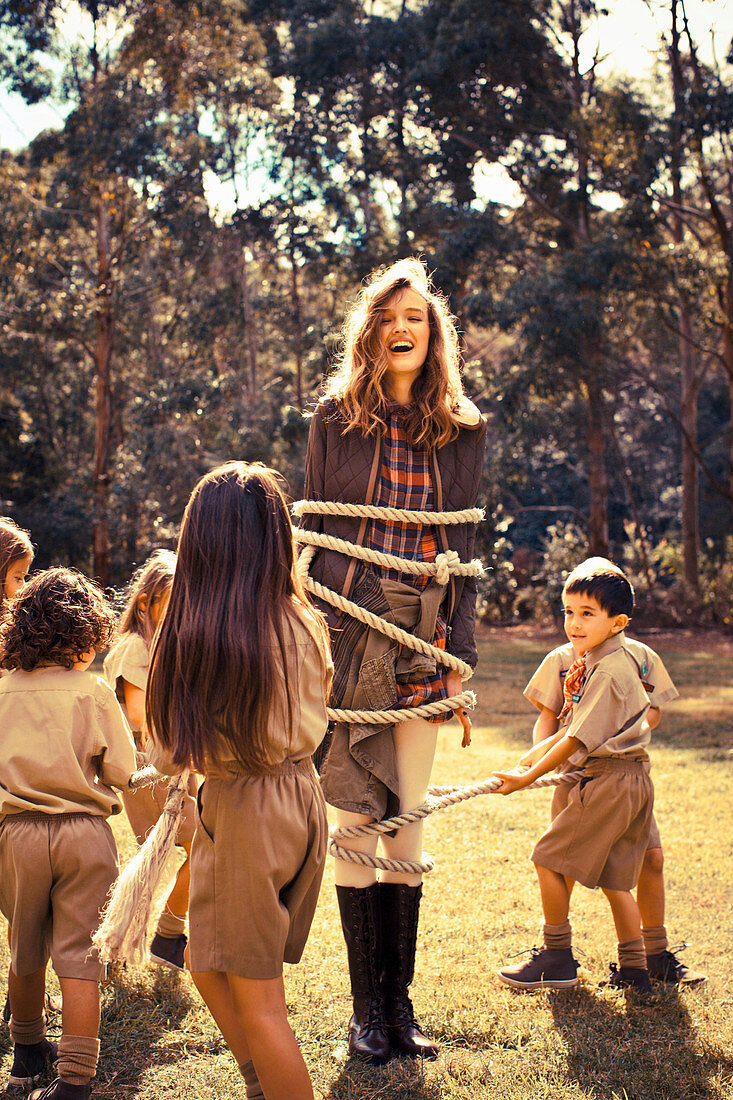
[0,0,731,613]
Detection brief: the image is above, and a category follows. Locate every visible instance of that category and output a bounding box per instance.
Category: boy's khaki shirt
[0,666,137,819]
[525,633,678,716]
[525,631,678,765]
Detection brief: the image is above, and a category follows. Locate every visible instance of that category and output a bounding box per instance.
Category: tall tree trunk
[680,311,701,591]
[724,276,733,502]
[93,199,114,586]
[240,242,259,418]
[566,0,608,555]
[584,373,609,556]
[670,0,700,591]
[288,233,304,411]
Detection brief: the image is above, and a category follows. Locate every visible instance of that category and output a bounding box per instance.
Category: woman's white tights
[333,718,439,889]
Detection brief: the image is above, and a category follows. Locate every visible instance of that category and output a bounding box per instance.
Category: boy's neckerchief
[557,653,587,721]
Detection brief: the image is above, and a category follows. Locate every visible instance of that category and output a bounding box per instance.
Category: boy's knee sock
[239,1060,265,1099]
[543,921,572,951]
[10,1013,46,1045]
[642,925,667,957]
[57,1035,100,1085]
[618,937,647,971]
[156,906,187,939]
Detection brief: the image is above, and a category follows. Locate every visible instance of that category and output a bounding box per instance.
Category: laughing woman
[300,259,486,1062]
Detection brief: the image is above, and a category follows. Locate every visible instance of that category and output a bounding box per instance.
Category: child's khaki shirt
[0,665,137,819]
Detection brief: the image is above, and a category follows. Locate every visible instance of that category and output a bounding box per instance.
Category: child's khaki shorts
[188,757,327,980]
[0,812,118,979]
[532,756,653,892]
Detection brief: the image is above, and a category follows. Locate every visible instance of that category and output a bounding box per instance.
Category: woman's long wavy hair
[146,462,329,776]
[323,258,464,449]
[118,549,177,645]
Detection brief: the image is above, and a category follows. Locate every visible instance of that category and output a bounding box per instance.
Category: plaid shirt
[364,406,448,717]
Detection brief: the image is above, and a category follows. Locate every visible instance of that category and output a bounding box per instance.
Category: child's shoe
[647,946,706,986]
[29,1078,91,1100]
[498,947,579,990]
[8,1038,58,1086]
[149,932,187,972]
[603,963,652,993]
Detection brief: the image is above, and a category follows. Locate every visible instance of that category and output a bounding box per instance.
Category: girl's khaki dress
[150,604,333,979]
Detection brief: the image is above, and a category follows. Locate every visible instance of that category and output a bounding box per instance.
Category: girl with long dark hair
[146,462,332,1100]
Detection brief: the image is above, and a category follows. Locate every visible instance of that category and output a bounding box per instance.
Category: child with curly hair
[0,568,137,1100]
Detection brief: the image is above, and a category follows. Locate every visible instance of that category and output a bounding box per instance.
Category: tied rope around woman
[288,498,581,875]
[292,499,483,724]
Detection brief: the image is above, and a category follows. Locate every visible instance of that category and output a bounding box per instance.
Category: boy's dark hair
[0,568,117,671]
[562,557,634,618]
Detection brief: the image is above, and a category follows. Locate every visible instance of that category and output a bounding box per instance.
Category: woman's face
[379,287,430,398]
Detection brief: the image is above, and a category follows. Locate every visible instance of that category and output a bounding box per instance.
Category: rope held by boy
[328,770,583,875]
[106,498,495,957]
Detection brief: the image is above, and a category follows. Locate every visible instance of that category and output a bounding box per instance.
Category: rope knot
[435,549,460,586]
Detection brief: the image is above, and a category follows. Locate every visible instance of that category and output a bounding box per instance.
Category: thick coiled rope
[294,497,502,873]
[294,500,484,723]
[292,500,484,526]
[329,771,582,875]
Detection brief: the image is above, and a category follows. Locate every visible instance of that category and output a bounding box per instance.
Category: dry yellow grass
[1,631,732,1099]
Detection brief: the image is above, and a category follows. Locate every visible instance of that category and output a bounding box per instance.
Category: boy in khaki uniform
[0,569,137,1099]
[492,558,660,992]
[524,630,705,985]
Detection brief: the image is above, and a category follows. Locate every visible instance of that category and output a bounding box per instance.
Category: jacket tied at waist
[320,572,446,820]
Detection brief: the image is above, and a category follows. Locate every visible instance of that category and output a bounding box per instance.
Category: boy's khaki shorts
[532,756,653,892]
[188,757,327,980]
[0,812,118,979]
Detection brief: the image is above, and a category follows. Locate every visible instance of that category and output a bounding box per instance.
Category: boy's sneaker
[149,932,187,972]
[647,946,707,986]
[8,1038,58,1086]
[603,963,653,993]
[29,1078,91,1100]
[498,947,579,990]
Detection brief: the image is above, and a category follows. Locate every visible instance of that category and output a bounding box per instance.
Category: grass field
[1,630,732,1099]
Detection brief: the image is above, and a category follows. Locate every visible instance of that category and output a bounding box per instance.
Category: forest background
[2,0,733,628]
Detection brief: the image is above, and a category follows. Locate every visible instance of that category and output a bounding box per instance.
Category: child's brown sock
[239,1059,265,1099]
[618,938,647,971]
[57,1035,100,1085]
[543,921,572,951]
[156,906,187,939]
[10,1013,46,1045]
[641,925,667,957]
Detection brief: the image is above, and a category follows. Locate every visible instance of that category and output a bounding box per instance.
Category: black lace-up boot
[336,884,390,1063]
[380,882,438,1059]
